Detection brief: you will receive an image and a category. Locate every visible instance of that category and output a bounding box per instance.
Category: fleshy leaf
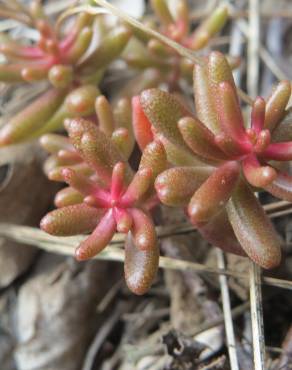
[65,27,93,64]
[262,142,292,161]
[132,95,154,150]
[264,80,291,131]
[196,210,246,256]
[113,98,135,154]
[40,204,104,236]
[121,168,153,206]
[188,5,228,50]
[48,162,93,182]
[65,118,127,185]
[111,162,126,200]
[139,140,167,179]
[0,64,25,82]
[272,120,292,142]
[0,88,66,145]
[57,149,82,165]
[61,168,107,204]
[214,133,246,158]
[130,208,157,251]
[140,89,190,150]
[188,161,240,223]
[65,84,99,116]
[39,133,72,154]
[216,82,247,145]
[111,128,133,159]
[242,154,277,188]
[114,208,133,233]
[156,134,202,166]
[124,234,159,295]
[226,181,281,269]
[95,95,115,136]
[78,26,131,73]
[150,0,174,26]
[54,187,84,208]
[207,51,236,94]
[48,65,73,88]
[178,116,227,161]
[75,209,116,260]
[193,63,219,134]
[31,100,70,137]
[155,166,212,206]
[251,97,265,134]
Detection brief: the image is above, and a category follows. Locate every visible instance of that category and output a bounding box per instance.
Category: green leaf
[54,187,84,208]
[40,204,105,236]
[265,80,291,131]
[124,234,159,295]
[130,208,157,251]
[78,26,131,74]
[0,88,66,145]
[226,181,281,269]
[188,161,240,223]
[139,140,167,179]
[196,210,246,256]
[178,116,227,161]
[75,209,117,260]
[155,166,212,206]
[140,89,191,151]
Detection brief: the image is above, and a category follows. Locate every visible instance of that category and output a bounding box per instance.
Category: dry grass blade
[264,201,291,213]
[247,0,266,367]
[1,224,292,292]
[93,0,203,66]
[0,142,35,166]
[189,301,250,337]
[93,0,253,105]
[247,0,260,98]
[234,13,288,81]
[249,262,266,369]
[216,249,240,370]
[57,5,108,30]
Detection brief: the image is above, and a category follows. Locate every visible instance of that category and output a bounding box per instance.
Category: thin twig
[247,0,260,98]
[82,302,129,370]
[249,261,266,370]
[247,1,266,367]
[189,301,250,337]
[216,249,240,370]
[96,278,124,313]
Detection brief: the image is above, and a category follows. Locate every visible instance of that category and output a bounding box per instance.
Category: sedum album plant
[140,51,292,269]
[0,0,131,145]
[40,94,135,184]
[123,0,229,91]
[1,1,292,295]
[40,99,167,295]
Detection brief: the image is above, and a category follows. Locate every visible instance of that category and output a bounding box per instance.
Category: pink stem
[251,96,265,134]
[263,142,292,161]
[75,209,116,261]
[111,162,126,201]
[113,207,133,233]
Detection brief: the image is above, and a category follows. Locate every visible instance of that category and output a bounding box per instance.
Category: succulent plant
[40,113,167,294]
[140,51,292,269]
[40,94,135,183]
[123,0,229,90]
[0,0,131,145]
